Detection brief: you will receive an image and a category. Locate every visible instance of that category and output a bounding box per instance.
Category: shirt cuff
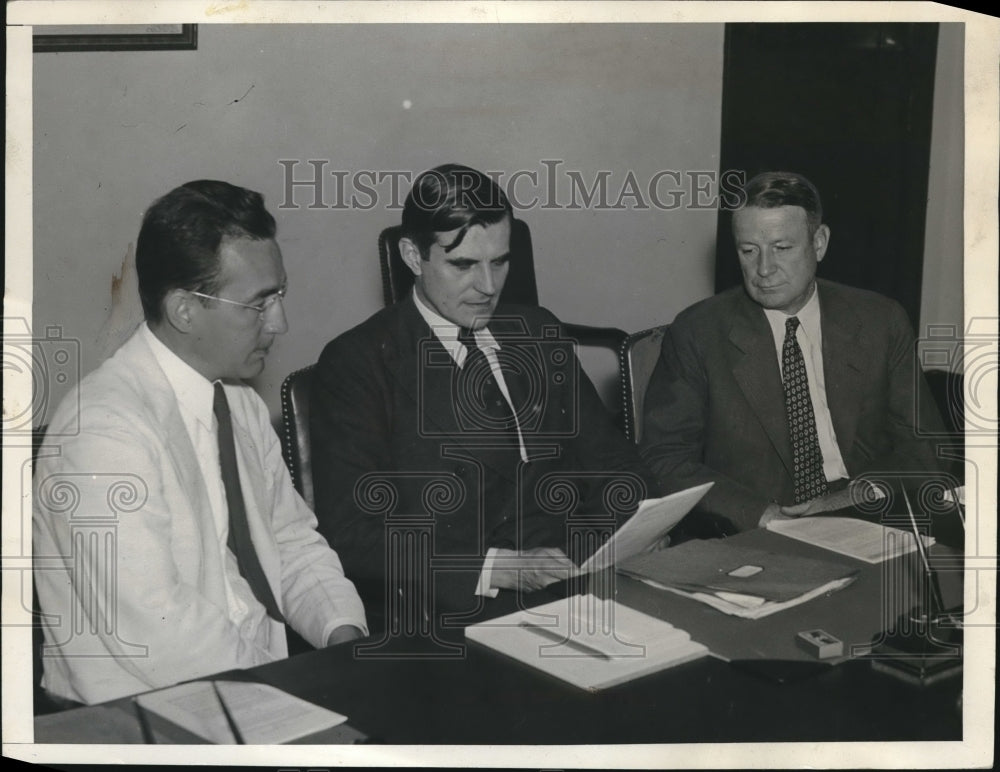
[319,617,369,646]
[475,548,501,598]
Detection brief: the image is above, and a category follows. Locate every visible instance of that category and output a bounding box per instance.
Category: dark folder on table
[619,539,859,603]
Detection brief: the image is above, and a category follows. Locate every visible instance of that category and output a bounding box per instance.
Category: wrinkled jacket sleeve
[309,333,404,617]
[640,323,772,533]
[541,309,663,528]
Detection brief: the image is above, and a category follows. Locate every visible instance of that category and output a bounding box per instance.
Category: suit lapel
[817,281,868,457]
[727,294,795,477]
[386,297,465,438]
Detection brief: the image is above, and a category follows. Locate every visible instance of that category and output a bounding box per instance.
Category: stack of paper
[134,680,349,744]
[465,595,708,691]
[579,482,713,573]
[765,516,935,563]
[618,539,859,619]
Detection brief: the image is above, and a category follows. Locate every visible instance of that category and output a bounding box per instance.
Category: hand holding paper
[491,547,580,591]
[487,483,713,585]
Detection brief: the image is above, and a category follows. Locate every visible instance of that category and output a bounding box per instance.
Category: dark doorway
[715,23,941,329]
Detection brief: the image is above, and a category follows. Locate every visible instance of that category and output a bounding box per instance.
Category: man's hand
[800,487,855,516]
[758,501,812,528]
[490,547,580,592]
[758,481,875,527]
[324,624,365,647]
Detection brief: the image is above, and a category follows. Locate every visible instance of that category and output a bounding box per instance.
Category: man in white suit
[33,180,367,706]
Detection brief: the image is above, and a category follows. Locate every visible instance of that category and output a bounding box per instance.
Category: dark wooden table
[35,522,965,746]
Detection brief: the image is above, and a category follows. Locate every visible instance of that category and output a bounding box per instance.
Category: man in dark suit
[311,164,657,632]
[640,171,944,535]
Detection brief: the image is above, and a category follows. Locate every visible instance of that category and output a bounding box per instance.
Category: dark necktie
[457,327,518,436]
[213,383,286,623]
[782,317,829,504]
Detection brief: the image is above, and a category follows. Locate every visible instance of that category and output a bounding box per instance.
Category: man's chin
[747,288,790,310]
[461,312,495,330]
[240,356,269,379]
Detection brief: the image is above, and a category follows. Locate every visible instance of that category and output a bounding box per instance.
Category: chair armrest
[561,322,628,351]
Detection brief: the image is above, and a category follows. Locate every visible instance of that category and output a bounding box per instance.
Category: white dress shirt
[762,284,850,484]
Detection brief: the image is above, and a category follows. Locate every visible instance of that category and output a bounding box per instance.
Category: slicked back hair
[737,171,823,235]
[136,180,276,323]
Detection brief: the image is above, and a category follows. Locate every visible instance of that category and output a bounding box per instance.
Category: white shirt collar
[142,322,217,430]
[762,281,821,345]
[411,287,500,368]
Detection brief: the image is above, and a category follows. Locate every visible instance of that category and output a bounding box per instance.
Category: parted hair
[401,164,512,259]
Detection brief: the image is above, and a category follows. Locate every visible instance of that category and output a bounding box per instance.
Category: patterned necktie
[213,383,286,623]
[782,317,829,504]
[457,327,518,436]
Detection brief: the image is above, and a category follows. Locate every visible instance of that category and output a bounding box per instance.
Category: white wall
[33,21,966,422]
[33,23,725,419]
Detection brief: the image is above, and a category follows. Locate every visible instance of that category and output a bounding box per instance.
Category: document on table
[135,680,348,744]
[655,576,857,619]
[466,594,708,691]
[579,482,713,573]
[766,516,935,563]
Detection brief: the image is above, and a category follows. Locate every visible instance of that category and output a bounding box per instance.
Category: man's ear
[399,238,424,277]
[813,224,831,263]
[163,289,197,333]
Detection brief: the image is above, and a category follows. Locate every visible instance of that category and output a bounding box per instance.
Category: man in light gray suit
[33,180,366,705]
